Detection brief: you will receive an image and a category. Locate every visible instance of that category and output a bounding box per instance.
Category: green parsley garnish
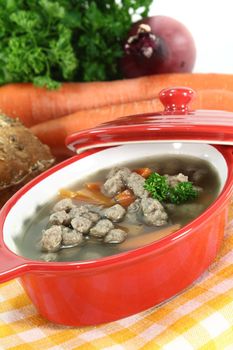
[144,172,170,202]
[144,172,198,205]
[169,181,198,204]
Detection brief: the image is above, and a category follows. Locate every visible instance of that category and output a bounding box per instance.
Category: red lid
[66,87,233,154]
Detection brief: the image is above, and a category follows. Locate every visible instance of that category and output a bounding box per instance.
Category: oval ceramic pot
[0,142,232,326]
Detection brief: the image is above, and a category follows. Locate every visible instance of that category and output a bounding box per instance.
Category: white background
[149,0,233,73]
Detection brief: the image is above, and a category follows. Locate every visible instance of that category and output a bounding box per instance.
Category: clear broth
[15,155,220,262]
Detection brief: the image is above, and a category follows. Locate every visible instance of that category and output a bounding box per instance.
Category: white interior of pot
[3,143,228,255]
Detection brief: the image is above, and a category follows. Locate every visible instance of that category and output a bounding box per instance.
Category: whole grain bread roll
[0,114,55,207]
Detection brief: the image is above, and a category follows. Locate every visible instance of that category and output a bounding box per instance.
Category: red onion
[121,16,196,78]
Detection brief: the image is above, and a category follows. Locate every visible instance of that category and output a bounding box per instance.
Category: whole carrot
[191,89,233,110]
[31,98,162,158]
[0,80,160,126]
[2,74,233,127]
[31,88,233,159]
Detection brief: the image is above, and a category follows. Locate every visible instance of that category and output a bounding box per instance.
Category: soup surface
[16,155,220,262]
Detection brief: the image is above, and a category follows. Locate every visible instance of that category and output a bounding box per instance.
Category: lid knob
[159,87,195,113]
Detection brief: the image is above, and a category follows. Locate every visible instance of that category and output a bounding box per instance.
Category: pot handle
[0,244,29,283]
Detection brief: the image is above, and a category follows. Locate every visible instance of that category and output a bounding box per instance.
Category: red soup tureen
[0,87,233,326]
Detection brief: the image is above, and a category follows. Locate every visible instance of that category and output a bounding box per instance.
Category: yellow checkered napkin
[1,219,233,350]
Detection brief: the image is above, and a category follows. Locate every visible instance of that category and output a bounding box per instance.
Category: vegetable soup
[15,155,220,262]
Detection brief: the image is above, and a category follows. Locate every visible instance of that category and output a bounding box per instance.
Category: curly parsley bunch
[0,0,152,88]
